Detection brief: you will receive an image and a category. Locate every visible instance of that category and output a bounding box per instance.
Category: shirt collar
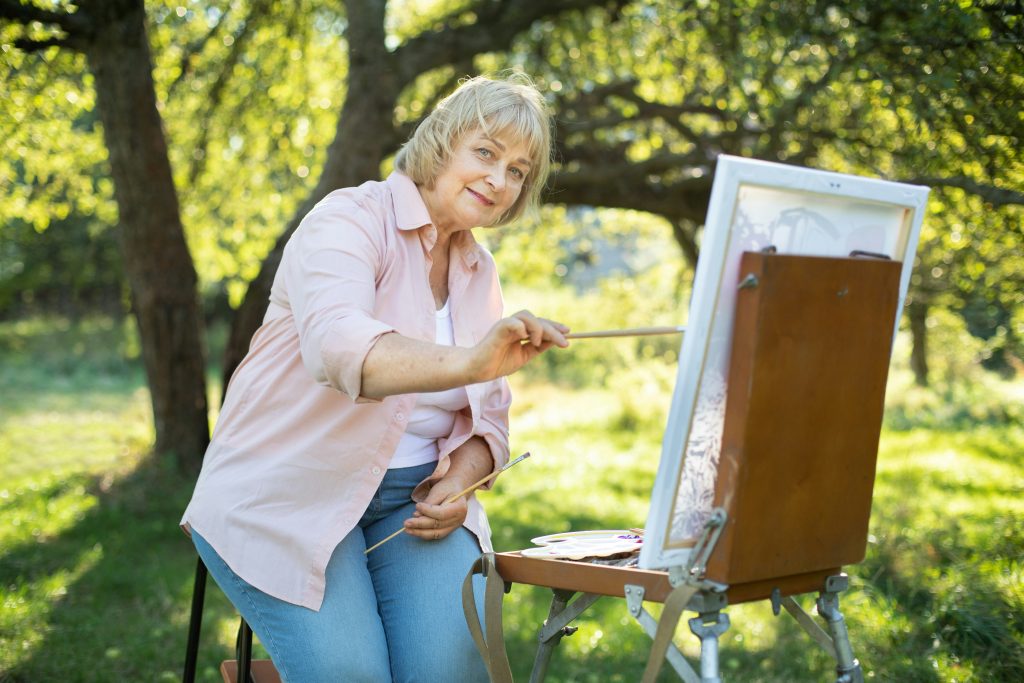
[453,230,481,270]
[386,171,432,232]
[386,171,482,270]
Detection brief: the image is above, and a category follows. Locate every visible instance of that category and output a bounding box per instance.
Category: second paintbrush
[364,452,531,555]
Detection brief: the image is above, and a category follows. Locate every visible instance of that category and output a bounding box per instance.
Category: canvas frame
[638,155,929,571]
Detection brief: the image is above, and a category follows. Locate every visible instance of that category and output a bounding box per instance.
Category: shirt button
[396,412,406,422]
[371,466,381,475]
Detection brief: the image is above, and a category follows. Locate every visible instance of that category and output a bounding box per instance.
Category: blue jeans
[192,461,488,682]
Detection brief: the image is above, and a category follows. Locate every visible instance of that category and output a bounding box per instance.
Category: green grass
[1,316,1022,681]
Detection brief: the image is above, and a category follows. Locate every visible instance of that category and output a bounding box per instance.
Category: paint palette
[521,530,644,560]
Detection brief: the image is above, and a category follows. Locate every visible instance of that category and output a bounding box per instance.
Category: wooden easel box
[498,251,903,604]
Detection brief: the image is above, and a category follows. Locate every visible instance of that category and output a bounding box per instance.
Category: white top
[389,299,470,469]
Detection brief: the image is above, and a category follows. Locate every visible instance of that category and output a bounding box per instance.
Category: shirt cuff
[320,315,396,402]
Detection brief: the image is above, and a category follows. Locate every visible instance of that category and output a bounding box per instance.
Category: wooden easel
[463,251,903,683]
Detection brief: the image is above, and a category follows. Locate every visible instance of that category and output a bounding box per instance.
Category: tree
[218,0,632,392]
[3,0,1020,465]
[504,0,1023,384]
[1,0,210,471]
[217,0,1022,388]
[2,0,629,472]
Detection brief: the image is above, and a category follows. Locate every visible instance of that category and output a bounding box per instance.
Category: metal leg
[688,611,730,683]
[640,582,701,683]
[530,590,578,683]
[816,576,864,683]
[182,557,207,683]
[235,619,254,683]
[626,585,700,683]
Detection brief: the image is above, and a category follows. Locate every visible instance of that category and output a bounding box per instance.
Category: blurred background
[1,1,1021,680]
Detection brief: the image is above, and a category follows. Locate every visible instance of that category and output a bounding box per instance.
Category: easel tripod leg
[817,576,864,683]
[688,611,730,683]
[530,589,576,683]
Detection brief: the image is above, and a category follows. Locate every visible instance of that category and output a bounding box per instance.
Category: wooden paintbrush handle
[565,325,685,340]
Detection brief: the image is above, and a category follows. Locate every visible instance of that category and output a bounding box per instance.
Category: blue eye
[477,148,493,158]
[509,167,525,179]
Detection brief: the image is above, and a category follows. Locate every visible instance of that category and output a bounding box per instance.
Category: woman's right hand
[469,310,569,382]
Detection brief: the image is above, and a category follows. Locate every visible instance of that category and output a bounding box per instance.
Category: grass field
[1,316,1022,682]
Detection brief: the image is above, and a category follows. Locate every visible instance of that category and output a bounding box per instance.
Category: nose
[486,167,506,192]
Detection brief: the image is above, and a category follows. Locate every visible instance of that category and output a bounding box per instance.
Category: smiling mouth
[467,188,495,206]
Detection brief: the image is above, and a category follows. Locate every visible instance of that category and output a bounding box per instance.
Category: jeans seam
[227,569,292,683]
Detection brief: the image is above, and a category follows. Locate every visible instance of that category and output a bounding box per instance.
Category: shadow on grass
[0,455,242,683]
[4,442,1021,682]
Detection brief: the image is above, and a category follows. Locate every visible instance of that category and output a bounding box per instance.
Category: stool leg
[182,557,207,683]
[235,619,254,683]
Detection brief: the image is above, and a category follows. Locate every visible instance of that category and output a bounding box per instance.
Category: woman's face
[420,129,532,234]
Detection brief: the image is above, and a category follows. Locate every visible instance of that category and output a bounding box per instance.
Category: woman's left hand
[403,476,473,541]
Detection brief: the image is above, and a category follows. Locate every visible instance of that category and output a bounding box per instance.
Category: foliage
[1,317,1022,681]
[491,0,1024,379]
[0,31,123,319]
[0,215,124,319]
[0,37,114,232]
[3,0,1020,364]
[149,0,349,307]
[886,305,1024,430]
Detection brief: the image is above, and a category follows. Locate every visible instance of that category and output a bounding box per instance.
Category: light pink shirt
[181,172,512,610]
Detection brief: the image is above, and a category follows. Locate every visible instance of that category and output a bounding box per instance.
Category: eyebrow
[482,135,532,168]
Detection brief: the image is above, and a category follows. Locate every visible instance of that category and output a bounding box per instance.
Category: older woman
[181,75,568,681]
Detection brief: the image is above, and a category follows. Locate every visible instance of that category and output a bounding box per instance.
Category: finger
[403,524,457,540]
[517,312,569,348]
[414,500,466,523]
[501,315,530,342]
[539,320,569,348]
[511,310,542,346]
[403,515,462,539]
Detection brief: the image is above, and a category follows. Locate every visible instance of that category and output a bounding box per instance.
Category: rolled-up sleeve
[280,196,396,401]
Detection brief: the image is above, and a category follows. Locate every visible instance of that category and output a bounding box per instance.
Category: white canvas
[638,155,929,571]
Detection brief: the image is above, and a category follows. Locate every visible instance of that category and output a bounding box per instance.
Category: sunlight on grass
[1,316,1022,681]
[0,543,103,674]
[496,369,1024,681]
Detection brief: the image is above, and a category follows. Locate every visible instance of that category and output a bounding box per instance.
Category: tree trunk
[908,300,930,387]
[221,0,401,392]
[670,219,700,272]
[86,0,209,473]
[220,0,636,390]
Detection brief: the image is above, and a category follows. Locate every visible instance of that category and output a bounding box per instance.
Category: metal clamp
[738,273,759,290]
[670,508,727,587]
[624,584,646,617]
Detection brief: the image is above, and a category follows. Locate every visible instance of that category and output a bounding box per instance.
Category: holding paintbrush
[179,73,680,682]
[180,76,567,682]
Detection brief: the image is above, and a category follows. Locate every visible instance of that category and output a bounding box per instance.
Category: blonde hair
[395,74,552,226]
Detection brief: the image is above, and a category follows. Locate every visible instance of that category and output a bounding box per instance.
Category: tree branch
[186,0,274,184]
[0,0,91,39]
[549,156,713,225]
[393,0,625,88]
[13,35,72,51]
[168,2,236,93]
[907,177,1024,208]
